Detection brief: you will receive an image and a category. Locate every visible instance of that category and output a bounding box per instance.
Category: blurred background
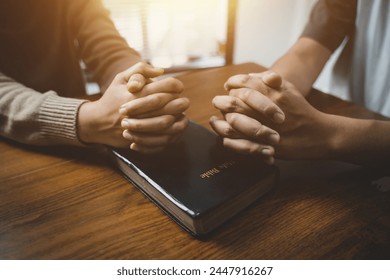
[101,0,334,93]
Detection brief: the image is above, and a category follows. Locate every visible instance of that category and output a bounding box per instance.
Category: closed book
[112,121,278,237]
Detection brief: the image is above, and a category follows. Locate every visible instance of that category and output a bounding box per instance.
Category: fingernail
[130,143,136,150]
[130,80,141,85]
[269,133,280,144]
[123,130,133,141]
[152,67,164,73]
[209,116,218,122]
[224,82,229,91]
[261,148,273,156]
[272,112,285,124]
[121,119,130,128]
[128,81,141,91]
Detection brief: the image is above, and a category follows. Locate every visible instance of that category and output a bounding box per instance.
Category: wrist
[315,112,344,160]
[77,101,99,144]
[323,114,373,161]
[325,115,379,163]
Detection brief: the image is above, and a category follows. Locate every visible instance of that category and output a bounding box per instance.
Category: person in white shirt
[210,0,390,165]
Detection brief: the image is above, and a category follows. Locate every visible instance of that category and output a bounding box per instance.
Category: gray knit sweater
[0,0,140,146]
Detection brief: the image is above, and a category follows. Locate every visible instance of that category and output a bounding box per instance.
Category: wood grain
[0,63,389,260]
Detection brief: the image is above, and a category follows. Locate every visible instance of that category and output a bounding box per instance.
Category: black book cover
[112,121,278,236]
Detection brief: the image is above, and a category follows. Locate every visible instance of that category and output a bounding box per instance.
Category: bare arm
[273,0,356,96]
[326,115,390,165]
[270,37,331,96]
[213,72,390,166]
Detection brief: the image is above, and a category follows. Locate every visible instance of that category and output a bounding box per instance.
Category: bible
[112,121,278,236]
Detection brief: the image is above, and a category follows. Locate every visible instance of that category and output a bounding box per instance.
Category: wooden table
[1,63,389,259]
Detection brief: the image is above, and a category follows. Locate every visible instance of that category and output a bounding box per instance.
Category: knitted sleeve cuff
[38,93,89,146]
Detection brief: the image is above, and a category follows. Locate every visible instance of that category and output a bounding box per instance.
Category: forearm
[74,0,142,92]
[274,0,356,96]
[326,114,390,165]
[0,73,87,146]
[271,37,331,96]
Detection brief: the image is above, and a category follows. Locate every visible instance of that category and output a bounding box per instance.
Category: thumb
[121,62,164,82]
[141,66,164,78]
[262,71,282,89]
[127,73,148,93]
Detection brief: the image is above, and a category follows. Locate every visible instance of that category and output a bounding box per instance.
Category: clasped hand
[210,71,333,163]
[80,63,334,159]
[78,62,189,153]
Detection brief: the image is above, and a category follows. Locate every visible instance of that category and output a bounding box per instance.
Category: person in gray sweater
[0,0,189,153]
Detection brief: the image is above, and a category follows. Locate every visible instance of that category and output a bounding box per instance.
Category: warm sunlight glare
[104,0,228,68]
